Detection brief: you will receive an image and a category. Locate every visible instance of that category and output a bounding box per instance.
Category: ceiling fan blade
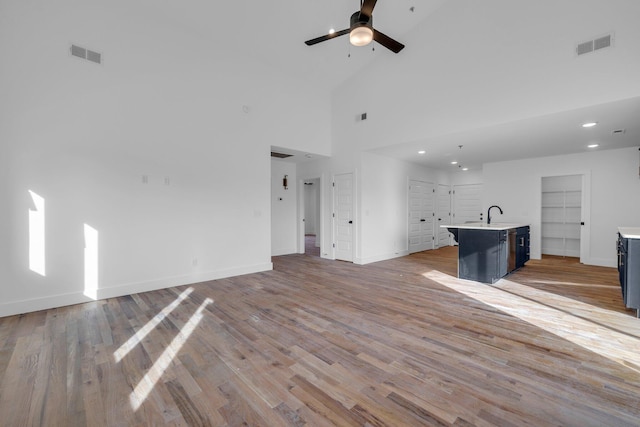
[360,0,378,18]
[373,29,405,53]
[305,28,350,46]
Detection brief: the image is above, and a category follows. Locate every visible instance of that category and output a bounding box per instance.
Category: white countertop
[619,227,640,239]
[441,222,530,231]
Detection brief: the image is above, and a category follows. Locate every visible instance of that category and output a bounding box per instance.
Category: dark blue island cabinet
[458,228,507,283]
[444,223,530,284]
[617,227,640,317]
[515,226,531,269]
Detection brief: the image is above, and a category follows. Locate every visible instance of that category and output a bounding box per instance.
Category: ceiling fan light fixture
[350,26,373,46]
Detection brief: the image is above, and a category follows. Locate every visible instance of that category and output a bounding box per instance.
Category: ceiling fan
[304,0,405,54]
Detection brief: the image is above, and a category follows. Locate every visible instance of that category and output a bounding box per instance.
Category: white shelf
[541,178,582,257]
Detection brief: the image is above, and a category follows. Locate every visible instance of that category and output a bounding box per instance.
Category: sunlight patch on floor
[114,287,194,363]
[130,297,213,411]
[424,270,640,372]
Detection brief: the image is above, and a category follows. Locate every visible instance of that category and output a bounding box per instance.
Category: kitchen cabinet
[618,228,640,317]
[515,226,530,269]
[444,223,530,284]
[458,228,507,284]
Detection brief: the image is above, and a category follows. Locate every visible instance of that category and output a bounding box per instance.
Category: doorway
[541,174,585,260]
[302,178,321,256]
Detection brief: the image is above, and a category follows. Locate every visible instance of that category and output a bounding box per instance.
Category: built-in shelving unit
[541,175,582,257]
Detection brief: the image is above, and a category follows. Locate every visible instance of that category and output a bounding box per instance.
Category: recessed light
[418,150,426,154]
[462,167,469,171]
[582,122,597,128]
[329,28,335,34]
[451,161,458,165]
[587,144,599,148]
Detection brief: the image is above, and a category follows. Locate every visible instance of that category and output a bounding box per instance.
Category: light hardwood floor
[1,247,640,426]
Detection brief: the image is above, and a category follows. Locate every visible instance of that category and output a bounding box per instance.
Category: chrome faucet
[487,205,503,225]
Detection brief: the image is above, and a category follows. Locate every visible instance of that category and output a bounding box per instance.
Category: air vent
[612,129,626,135]
[271,151,293,159]
[576,40,593,56]
[86,50,101,64]
[576,33,613,56]
[594,34,611,50]
[70,44,102,64]
[71,44,86,59]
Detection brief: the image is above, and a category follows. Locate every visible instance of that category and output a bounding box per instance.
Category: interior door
[334,173,353,262]
[408,180,435,253]
[452,183,483,224]
[436,184,452,247]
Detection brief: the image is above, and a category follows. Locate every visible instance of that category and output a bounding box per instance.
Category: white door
[334,173,353,262]
[408,180,435,253]
[452,184,483,224]
[436,184,451,247]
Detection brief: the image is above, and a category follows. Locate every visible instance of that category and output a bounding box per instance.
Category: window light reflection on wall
[83,224,99,300]
[28,190,46,276]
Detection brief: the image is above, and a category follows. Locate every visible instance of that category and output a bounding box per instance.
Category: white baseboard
[355,250,409,265]
[272,247,297,256]
[0,262,273,318]
[583,257,616,268]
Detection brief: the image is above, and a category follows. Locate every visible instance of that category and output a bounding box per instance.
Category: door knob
[348,220,353,224]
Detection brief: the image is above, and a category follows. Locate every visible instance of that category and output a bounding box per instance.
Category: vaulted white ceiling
[151,0,639,170]
[148,0,446,91]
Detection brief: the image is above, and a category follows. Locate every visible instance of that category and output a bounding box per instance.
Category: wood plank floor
[2,247,640,426]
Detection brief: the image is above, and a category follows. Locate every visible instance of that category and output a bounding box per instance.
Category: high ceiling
[151,0,639,170]
[150,0,446,91]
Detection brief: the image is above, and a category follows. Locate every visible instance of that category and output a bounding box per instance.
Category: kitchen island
[617,227,640,317]
[442,222,530,283]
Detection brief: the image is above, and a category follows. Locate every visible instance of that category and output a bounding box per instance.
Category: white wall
[0,0,331,316]
[358,152,453,264]
[271,160,297,256]
[483,147,640,267]
[299,147,475,265]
